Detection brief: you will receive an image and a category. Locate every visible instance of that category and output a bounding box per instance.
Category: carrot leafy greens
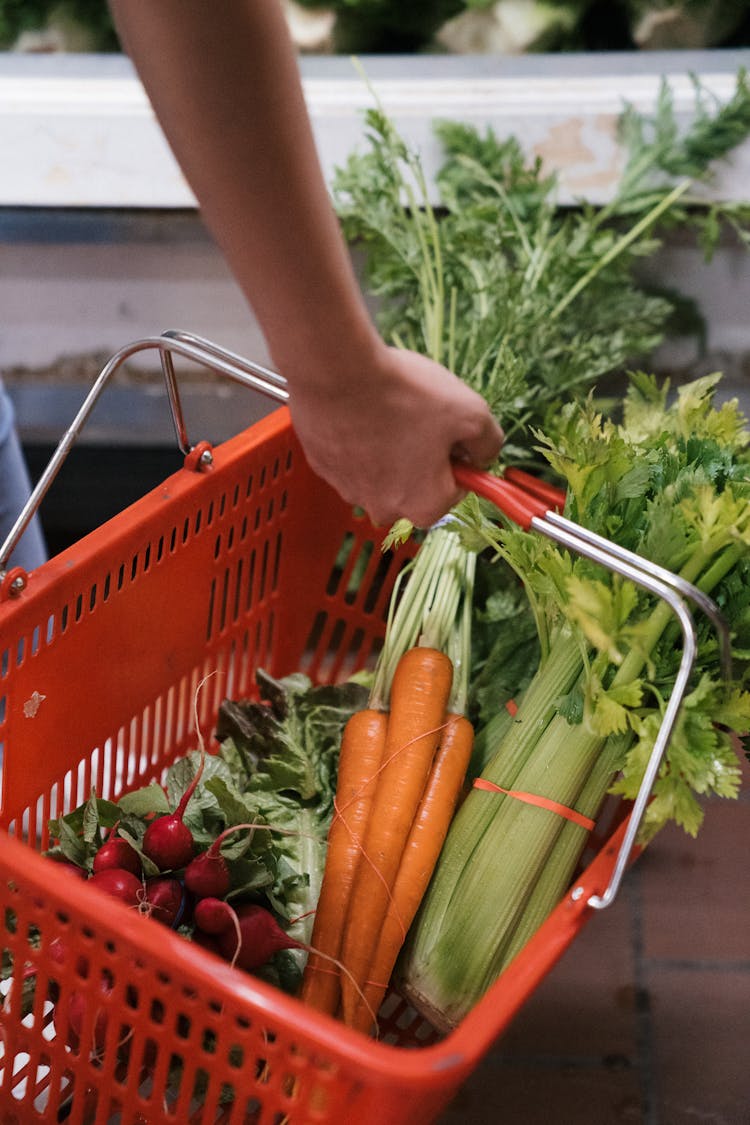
[334,68,750,459]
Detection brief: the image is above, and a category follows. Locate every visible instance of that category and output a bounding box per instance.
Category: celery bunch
[399,373,750,1029]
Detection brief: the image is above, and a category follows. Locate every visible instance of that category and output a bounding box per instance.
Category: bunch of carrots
[300,523,476,1033]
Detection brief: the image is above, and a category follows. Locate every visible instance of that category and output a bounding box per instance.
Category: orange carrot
[339,646,453,1027]
[300,708,387,1014]
[347,713,474,1033]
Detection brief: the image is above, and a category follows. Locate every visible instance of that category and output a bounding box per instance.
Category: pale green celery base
[498,732,627,969]
[399,630,589,1019]
[466,705,514,782]
[404,716,605,1022]
[404,627,583,951]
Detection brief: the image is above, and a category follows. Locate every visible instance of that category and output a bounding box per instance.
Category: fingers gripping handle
[452,462,553,529]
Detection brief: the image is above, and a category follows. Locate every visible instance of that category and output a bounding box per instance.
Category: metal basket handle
[0,330,289,576]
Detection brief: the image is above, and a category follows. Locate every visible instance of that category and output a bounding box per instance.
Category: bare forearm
[109,0,380,382]
[108,0,504,528]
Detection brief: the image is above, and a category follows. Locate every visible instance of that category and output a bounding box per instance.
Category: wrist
[269,318,389,397]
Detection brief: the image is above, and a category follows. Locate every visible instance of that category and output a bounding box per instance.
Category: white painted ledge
[2,50,750,208]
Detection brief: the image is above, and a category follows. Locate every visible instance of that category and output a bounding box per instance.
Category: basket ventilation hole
[218,569,231,633]
[345,541,375,605]
[302,612,327,668]
[258,541,270,601]
[232,559,245,624]
[271,533,282,592]
[247,550,256,610]
[326,532,355,596]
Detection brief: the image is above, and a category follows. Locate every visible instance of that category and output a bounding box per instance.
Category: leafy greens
[47,670,368,991]
[334,68,750,457]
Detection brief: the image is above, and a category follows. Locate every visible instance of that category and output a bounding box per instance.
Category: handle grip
[453,462,556,530]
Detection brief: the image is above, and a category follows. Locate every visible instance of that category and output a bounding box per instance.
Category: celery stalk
[498,732,626,969]
[401,689,605,1025]
[400,525,749,1027]
[398,628,585,997]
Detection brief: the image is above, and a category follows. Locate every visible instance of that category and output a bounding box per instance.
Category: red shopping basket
[0,333,719,1124]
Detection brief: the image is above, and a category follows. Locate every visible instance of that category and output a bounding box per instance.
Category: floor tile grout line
[627,866,660,1125]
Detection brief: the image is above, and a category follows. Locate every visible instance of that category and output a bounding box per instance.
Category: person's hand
[283,343,504,529]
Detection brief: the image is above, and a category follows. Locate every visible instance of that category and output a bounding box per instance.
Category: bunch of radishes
[75,753,304,973]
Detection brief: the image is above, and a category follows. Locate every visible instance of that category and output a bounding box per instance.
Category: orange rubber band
[472,777,595,832]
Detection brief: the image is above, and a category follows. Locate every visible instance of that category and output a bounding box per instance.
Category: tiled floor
[437,756,750,1125]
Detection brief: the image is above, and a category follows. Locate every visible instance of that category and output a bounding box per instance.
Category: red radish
[211,904,379,1026]
[21,938,88,990]
[142,753,205,871]
[194,896,236,936]
[184,822,257,900]
[141,876,186,927]
[184,845,230,900]
[89,867,143,908]
[215,904,302,971]
[67,969,113,1054]
[48,937,67,966]
[48,937,89,977]
[93,837,141,878]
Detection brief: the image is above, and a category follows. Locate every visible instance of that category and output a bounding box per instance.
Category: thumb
[451,415,504,471]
